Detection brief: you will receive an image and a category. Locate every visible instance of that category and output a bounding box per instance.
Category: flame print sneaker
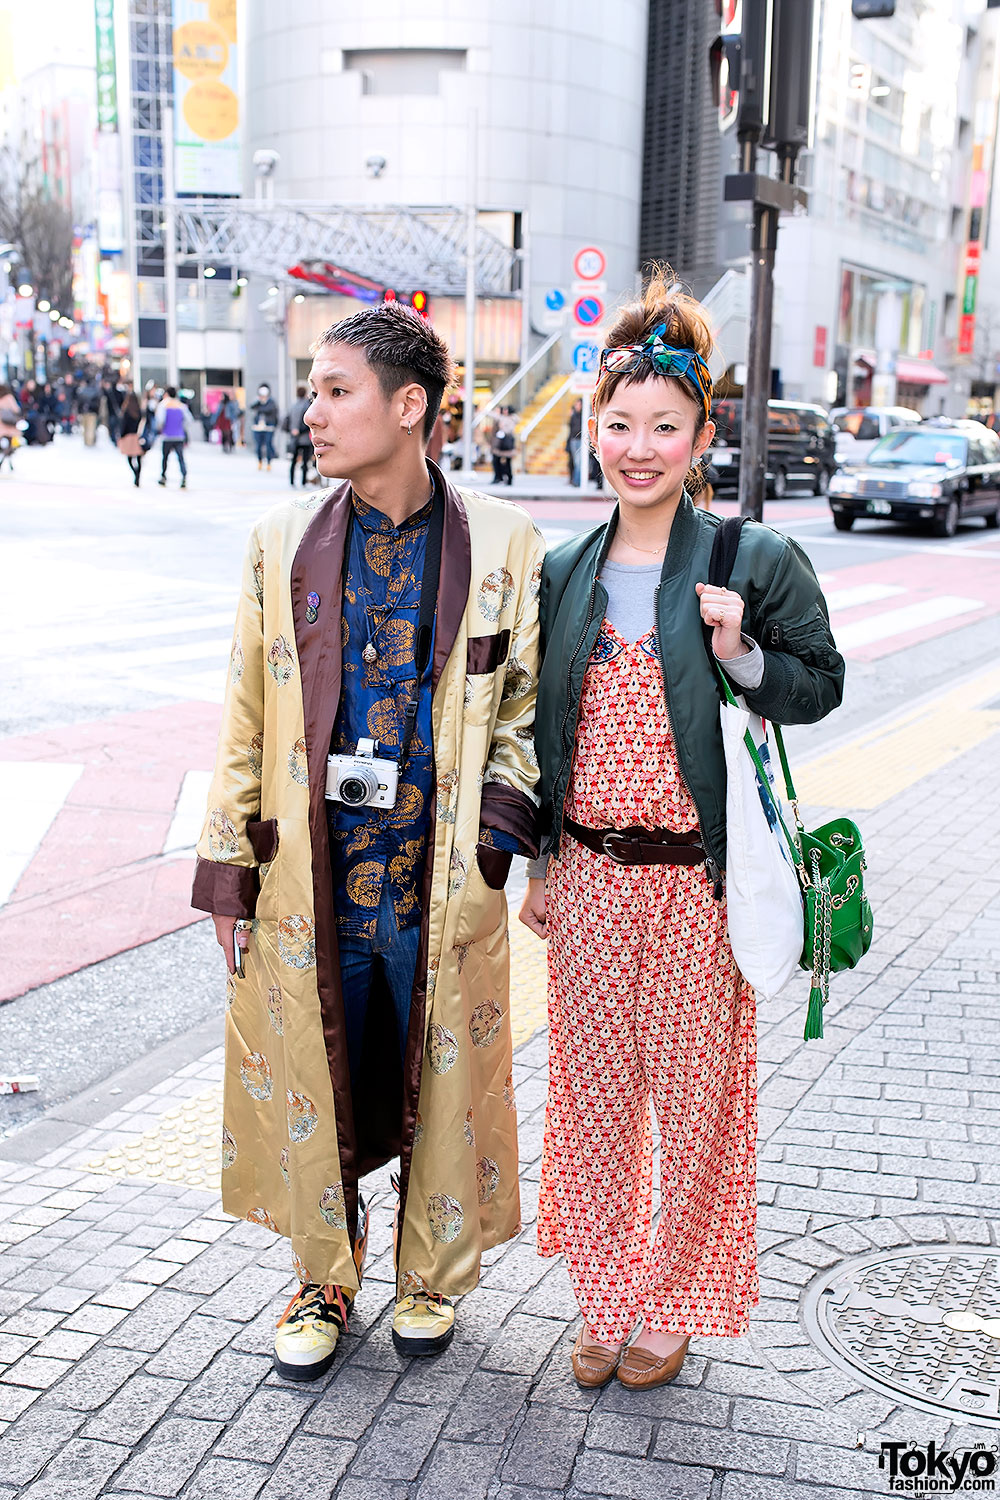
[391,1290,456,1357]
[273,1283,352,1382]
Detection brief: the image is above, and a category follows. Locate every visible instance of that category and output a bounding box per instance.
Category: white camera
[325,739,399,809]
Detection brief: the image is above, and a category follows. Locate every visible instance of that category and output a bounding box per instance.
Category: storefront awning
[896,357,948,386]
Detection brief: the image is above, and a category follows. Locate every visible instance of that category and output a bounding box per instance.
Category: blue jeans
[254,428,275,463]
[337,885,420,1096]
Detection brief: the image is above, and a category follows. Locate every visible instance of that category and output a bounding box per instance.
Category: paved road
[2,433,999,1105]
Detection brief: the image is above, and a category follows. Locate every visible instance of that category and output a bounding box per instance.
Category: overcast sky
[0,0,95,80]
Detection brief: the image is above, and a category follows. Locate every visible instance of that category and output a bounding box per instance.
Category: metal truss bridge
[168,200,520,298]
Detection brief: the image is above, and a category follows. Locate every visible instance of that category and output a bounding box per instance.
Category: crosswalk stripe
[36,610,236,655]
[0,763,84,906]
[833,595,984,652]
[825,583,905,612]
[163,770,214,855]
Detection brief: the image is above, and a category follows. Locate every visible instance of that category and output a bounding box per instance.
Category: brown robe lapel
[290,482,358,1231]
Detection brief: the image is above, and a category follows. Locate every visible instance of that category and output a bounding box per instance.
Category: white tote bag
[720,691,804,1000]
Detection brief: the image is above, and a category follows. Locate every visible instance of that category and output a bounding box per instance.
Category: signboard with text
[94,0,117,132]
[172,0,241,196]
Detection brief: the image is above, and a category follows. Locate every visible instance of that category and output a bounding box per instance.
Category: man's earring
[407,422,412,435]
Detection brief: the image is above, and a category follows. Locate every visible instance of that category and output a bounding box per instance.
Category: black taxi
[827,421,1000,537]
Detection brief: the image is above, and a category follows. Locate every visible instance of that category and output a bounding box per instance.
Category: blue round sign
[574,296,603,327]
[572,342,599,373]
[545,288,566,311]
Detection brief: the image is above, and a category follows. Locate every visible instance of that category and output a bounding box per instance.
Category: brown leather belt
[564,817,705,866]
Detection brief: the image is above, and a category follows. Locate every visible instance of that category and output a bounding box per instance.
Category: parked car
[832,405,922,466]
[827,421,1000,536]
[710,399,837,497]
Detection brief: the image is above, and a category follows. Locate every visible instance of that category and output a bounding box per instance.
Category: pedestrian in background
[696,455,716,511]
[215,390,240,453]
[78,378,100,447]
[140,381,159,452]
[0,383,20,472]
[100,375,122,445]
[250,382,278,469]
[286,383,313,486]
[520,270,844,1393]
[156,386,191,488]
[117,387,146,487]
[490,405,516,485]
[566,399,582,485]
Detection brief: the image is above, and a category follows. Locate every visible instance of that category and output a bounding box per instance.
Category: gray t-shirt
[525,559,764,877]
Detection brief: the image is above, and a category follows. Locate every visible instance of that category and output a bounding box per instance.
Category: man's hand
[212,914,248,975]
[695,582,750,662]
[518,878,548,941]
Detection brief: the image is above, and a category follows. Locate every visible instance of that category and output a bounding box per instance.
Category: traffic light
[709,0,773,142]
[852,1,895,15]
[381,288,429,316]
[766,0,815,152]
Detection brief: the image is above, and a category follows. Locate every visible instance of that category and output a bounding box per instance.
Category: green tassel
[804,985,825,1041]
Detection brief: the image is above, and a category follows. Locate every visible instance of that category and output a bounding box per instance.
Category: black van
[710,399,837,497]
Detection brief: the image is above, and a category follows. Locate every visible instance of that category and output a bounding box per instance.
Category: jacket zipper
[555,573,600,848]
[653,582,723,886]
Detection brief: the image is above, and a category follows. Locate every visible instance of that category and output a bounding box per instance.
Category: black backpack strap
[708,514,748,588]
[703,515,749,688]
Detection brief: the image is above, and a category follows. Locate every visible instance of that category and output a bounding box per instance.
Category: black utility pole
[711,0,814,522]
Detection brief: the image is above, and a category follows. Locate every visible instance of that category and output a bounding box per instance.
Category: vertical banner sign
[959,145,985,357]
[172,0,240,196]
[94,0,117,132]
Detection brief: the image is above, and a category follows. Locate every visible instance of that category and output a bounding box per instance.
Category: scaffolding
[167,200,520,298]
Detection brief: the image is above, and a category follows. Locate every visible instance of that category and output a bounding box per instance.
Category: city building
[771,0,999,415]
[240,0,650,405]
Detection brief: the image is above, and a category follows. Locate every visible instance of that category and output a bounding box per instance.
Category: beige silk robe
[192,467,544,1298]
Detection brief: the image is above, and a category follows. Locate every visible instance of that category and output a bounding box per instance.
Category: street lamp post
[461,109,479,478]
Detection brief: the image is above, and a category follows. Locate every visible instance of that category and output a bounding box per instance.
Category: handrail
[518,375,573,443]
[472,330,562,429]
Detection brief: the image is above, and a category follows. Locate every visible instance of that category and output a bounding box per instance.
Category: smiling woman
[521,267,845,1392]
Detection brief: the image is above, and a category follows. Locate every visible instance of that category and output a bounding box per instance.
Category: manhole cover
[803,1246,1000,1425]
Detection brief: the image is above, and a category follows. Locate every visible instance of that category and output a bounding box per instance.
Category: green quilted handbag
[725,673,874,1040]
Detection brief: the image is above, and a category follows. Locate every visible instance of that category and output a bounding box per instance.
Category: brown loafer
[570,1329,623,1388]
[617,1335,690,1389]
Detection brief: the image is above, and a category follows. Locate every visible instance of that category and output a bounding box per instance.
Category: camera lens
[339,769,377,806]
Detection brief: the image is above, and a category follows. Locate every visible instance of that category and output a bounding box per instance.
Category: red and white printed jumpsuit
[537,618,759,1345]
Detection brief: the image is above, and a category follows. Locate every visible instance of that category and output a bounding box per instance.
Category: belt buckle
[601,830,632,863]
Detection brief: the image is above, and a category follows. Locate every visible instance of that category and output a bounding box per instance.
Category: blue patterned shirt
[329,485,519,939]
[329,492,435,938]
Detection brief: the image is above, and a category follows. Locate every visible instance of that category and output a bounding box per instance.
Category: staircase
[517,375,576,476]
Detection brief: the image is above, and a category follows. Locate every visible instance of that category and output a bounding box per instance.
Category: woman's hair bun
[604,265,714,362]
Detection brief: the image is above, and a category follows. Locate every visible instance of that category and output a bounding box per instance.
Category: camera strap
[397,486,444,771]
[339,480,444,773]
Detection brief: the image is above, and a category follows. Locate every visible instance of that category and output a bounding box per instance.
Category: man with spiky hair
[193,302,543,1379]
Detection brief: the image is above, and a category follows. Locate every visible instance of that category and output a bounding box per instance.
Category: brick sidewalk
[1,729,999,1499]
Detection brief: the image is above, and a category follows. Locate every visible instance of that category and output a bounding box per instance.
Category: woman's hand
[695,582,749,662]
[212,914,249,975]
[518,878,548,941]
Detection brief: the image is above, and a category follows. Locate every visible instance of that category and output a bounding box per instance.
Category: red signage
[813,326,827,368]
[965,242,981,275]
[958,313,976,356]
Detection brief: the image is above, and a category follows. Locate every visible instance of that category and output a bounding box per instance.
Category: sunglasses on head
[599,326,713,418]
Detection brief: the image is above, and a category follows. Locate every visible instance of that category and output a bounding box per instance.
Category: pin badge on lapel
[306,591,320,624]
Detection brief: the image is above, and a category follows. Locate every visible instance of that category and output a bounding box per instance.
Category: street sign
[545,287,566,311]
[571,371,598,394]
[574,295,604,327]
[573,246,606,280]
[541,308,567,332]
[572,340,600,374]
[572,280,607,297]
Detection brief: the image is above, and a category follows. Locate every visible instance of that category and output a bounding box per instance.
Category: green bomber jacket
[534,495,845,873]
